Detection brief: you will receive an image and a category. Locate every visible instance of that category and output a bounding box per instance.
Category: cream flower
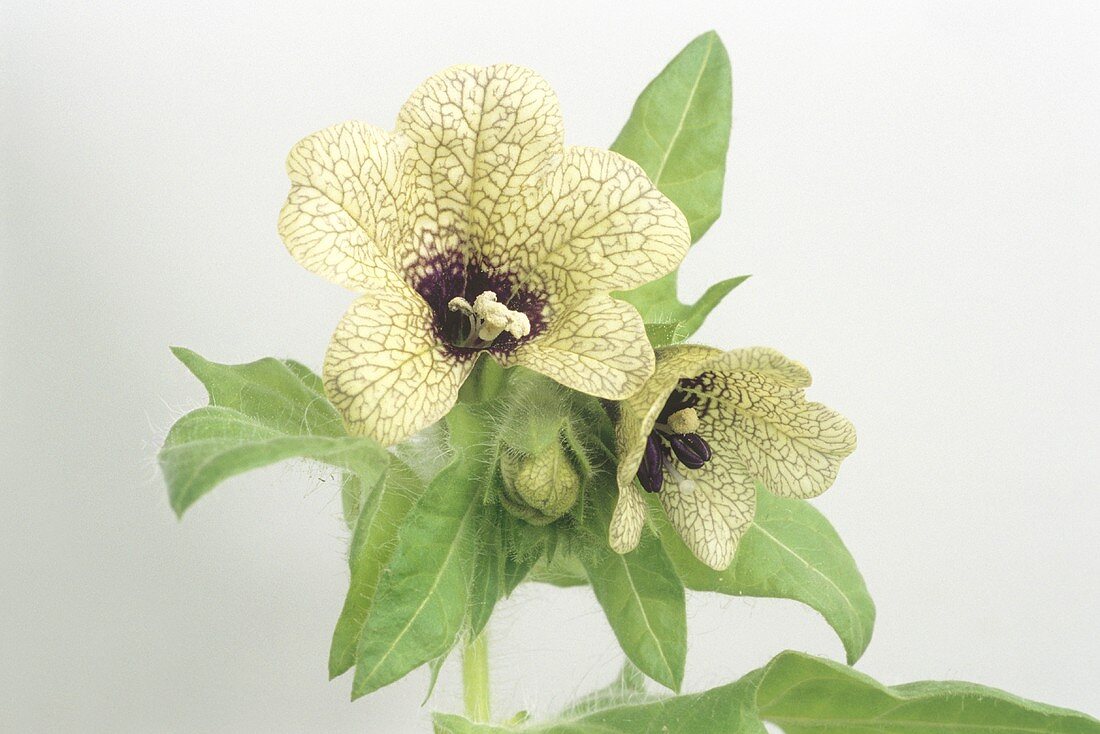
[610,345,857,570]
[278,65,690,445]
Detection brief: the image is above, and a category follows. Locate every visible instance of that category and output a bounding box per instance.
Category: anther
[666,407,700,435]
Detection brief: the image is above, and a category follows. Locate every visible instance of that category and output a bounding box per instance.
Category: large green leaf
[433,674,762,734]
[661,490,875,664]
[159,348,388,515]
[612,30,731,241]
[757,651,1100,734]
[328,457,423,678]
[582,493,687,692]
[351,406,489,699]
[611,31,743,344]
[434,651,1100,734]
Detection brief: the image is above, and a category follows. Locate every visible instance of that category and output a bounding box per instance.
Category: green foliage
[756,652,1100,734]
[328,457,423,678]
[557,660,658,718]
[526,554,588,588]
[612,30,732,241]
[467,505,511,641]
[351,405,489,699]
[433,650,1100,733]
[660,490,876,664]
[433,673,762,734]
[639,275,750,347]
[159,348,388,515]
[611,31,745,345]
[582,491,686,692]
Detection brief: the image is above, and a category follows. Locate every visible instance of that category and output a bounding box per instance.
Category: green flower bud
[499,441,581,526]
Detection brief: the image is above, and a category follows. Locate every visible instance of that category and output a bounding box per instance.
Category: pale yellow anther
[667,407,700,434]
[449,291,531,342]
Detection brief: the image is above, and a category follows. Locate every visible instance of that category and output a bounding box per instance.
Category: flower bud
[499,441,581,526]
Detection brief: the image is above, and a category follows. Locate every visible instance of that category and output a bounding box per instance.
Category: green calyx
[491,368,601,527]
[499,442,582,525]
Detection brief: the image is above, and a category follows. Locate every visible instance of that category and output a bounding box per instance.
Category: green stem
[462,631,491,722]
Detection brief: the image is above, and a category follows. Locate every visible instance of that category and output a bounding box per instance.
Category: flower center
[410,251,546,360]
[636,387,713,494]
[448,291,531,346]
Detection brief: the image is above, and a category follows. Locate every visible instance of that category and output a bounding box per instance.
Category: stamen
[638,434,665,493]
[668,433,712,470]
[666,407,700,434]
[449,291,530,344]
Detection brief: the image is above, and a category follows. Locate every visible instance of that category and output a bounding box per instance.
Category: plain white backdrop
[3,1,1098,731]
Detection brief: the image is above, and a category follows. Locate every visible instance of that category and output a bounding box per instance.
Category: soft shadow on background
[3,1,1098,731]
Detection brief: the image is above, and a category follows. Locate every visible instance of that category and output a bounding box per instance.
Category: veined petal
[708,347,813,388]
[396,64,564,259]
[659,453,757,570]
[496,146,690,299]
[323,276,474,446]
[610,344,722,554]
[279,121,411,290]
[609,477,646,554]
[505,295,655,400]
[667,345,856,499]
[726,399,856,499]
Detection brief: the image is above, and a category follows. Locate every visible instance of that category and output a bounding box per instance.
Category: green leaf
[611,31,741,345]
[558,660,658,719]
[432,651,1100,734]
[757,651,1100,734]
[328,457,423,678]
[527,554,589,588]
[582,490,686,692]
[611,30,732,242]
[340,473,363,529]
[423,652,448,706]
[159,348,388,516]
[633,274,749,346]
[467,505,507,640]
[351,406,489,699]
[661,490,876,664]
[433,673,763,734]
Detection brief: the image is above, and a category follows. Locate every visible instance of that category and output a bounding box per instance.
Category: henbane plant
[159,31,1100,733]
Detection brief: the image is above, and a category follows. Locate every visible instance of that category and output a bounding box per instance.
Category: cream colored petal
[614,344,723,486]
[686,370,857,499]
[609,344,722,555]
[279,121,412,290]
[707,347,813,388]
[659,453,757,570]
[323,278,474,446]
[609,477,646,554]
[395,64,564,261]
[728,398,856,499]
[494,146,690,299]
[504,295,655,400]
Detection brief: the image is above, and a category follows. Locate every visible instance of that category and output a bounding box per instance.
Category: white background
[3,1,1098,731]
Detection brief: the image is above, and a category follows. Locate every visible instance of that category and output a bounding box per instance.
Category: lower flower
[610,345,857,570]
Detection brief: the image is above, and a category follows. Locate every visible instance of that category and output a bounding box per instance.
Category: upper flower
[610,345,857,570]
[278,65,690,445]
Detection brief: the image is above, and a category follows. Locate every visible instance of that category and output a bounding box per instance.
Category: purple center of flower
[636,385,714,494]
[411,251,547,360]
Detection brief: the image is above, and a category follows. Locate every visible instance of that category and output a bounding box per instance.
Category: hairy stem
[462,631,491,722]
